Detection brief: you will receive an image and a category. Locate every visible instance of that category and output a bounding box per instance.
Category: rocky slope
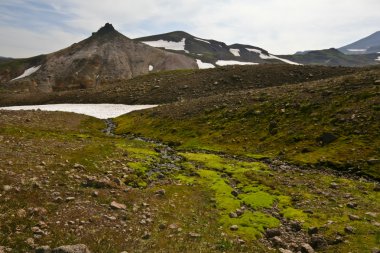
[0,65,358,106]
[136,31,301,67]
[0,24,197,92]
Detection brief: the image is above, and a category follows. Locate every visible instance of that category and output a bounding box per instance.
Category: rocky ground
[0,110,379,253]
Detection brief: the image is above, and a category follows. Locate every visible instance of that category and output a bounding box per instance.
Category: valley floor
[0,110,379,253]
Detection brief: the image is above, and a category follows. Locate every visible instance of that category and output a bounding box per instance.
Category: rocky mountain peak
[92,23,117,36]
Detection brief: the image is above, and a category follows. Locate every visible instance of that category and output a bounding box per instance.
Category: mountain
[281,48,380,67]
[0,23,197,92]
[135,31,301,68]
[339,31,380,54]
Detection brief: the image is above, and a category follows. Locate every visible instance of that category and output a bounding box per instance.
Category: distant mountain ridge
[339,31,380,55]
[135,31,301,68]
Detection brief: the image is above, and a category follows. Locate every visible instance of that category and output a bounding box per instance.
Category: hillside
[0,24,197,93]
[115,67,380,179]
[339,31,380,55]
[0,65,358,106]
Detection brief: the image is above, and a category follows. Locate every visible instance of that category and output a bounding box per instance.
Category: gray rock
[271,236,286,248]
[35,246,51,253]
[229,212,238,218]
[231,190,239,197]
[266,228,282,238]
[300,243,315,253]
[346,202,358,209]
[371,248,380,253]
[310,235,327,249]
[290,221,302,232]
[317,132,337,145]
[141,232,151,240]
[230,225,239,231]
[110,201,126,210]
[344,226,355,234]
[348,214,360,221]
[189,232,201,238]
[3,185,12,192]
[279,249,293,253]
[308,227,318,235]
[155,189,166,196]
[51,244,91,253]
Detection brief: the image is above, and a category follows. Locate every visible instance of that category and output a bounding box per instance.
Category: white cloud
[1,0,380,57]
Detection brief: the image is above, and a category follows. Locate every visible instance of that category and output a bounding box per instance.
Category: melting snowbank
[0,104,157,119]
[142,39,188,52]
[11,65,41,81]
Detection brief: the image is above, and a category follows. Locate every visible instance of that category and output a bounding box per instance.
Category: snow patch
[0,104,157,119]
[246,48,301,65]
[142,38,188,52]
[215,60,258,66]
[376,56,380,61]
[149,65,154,71]
[194,38,210,44]
[229,48,240,57]
[347,49,367,52]
[196,59,215,69]
[11,65,41,81]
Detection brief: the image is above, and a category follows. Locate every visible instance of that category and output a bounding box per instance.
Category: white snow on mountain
[142,38,188,52]
[196,59,215,69]
[347,49,367,52]
[194,38,210,44]
[246,48,301,65]
[229,48,240,57]
[215,60,258,66]
[11,65,41,81]
[376,56,380,61]
[0,104,157,119]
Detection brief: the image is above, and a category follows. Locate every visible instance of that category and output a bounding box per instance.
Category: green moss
[239,191,276,209]
[281,207,308,222]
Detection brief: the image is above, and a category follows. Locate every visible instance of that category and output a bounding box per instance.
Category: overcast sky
[0,0,379,58]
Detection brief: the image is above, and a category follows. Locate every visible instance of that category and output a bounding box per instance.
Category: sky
[0,0,379,58]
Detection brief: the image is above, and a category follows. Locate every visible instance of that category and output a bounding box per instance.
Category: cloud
[0,0,379,57]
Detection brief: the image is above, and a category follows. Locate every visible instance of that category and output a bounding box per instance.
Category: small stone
[237,239,246,244]
[371,248,380,253]
[230,225,239,231]
[65,197,75,202]
[3,185,12,192]
[290,221,302,232]
[74,163,85,170]
[25,237,35,247]
[35,246,51,253]
[168,223,178,230]
[155,189,166,196]
[346,202,357,208]
[235,208,244,216]
[310,235,327,249]
[51,244,91,253]
[271,236,285,247]
[92,191,99,197]
[229,212,238,218]
[279,249,293,253]
[344,226,355,234]
[231,190,239,197]
[348,214,360,221]
[189,232,201,238]
[110,201,126,210]
[300,243,315,253]
[374,184,380,192]
[266,228,281,238]
[330,182,339,189]
[158,223,166,230]
[308,227,318,235]
[141,232,151,240]
[17,209,27,218]
[365,212,378,218]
